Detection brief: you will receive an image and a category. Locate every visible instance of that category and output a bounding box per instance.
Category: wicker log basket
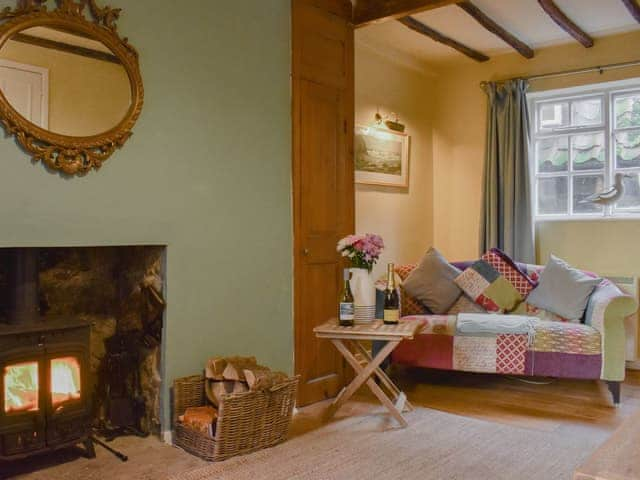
[173,374,299,462]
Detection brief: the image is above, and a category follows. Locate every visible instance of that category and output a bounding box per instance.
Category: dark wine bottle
[383,263,399,325]
[338,269,354,326]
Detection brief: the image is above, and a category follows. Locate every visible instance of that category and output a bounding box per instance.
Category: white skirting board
[627,360,640,371]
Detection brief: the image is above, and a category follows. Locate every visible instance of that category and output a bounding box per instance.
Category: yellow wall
[1,39,131,137]
[432,29,640,273]
[355,43,435,278]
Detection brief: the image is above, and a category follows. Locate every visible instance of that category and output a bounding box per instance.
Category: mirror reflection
[0,26,131,137]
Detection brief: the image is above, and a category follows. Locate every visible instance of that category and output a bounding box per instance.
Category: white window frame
[528,77,640,221]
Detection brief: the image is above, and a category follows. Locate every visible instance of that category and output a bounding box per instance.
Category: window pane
[573,175,605,214]
[536,137,568,172]
[538,177,568,214]
[572,97,602,126]
[571,133,605,171]
[539,102,569,130]
[615,94,640,129]
[615,172,640,210]
[615,130,640,169]
[4,362,38,413]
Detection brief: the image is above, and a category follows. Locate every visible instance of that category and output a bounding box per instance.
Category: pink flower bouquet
[336,233,384,271]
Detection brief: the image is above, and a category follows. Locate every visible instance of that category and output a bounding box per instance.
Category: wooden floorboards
[5,368,640,479]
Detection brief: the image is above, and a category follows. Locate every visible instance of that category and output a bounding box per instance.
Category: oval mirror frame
[0,0,143,176]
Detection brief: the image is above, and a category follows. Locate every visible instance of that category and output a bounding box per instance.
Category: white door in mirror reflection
[0,59,48,128]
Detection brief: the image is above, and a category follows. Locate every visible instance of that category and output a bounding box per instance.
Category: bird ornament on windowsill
[579,172,633,206]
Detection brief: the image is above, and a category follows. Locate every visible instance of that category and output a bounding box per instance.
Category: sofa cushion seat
[394,314,602,379]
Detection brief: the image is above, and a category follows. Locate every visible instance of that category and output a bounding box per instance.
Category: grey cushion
[526,255,601,321]
[403,247,462,314]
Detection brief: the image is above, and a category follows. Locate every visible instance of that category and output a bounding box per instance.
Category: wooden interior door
[292,0,354,406]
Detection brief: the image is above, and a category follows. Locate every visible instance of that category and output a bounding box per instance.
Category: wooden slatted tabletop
[314,319,424,341]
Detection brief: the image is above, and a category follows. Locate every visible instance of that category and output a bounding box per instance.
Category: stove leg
[84,438,96,459]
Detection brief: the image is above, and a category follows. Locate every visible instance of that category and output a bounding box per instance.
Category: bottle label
[384,309,399,323]
[339,302,354,320]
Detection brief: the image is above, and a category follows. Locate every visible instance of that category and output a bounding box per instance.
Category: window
[530,80,640,219]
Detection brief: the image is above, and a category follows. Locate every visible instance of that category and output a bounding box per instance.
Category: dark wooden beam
[354,0,462,28]
[398,15,489,62]
[538,0,594,48]
[457,1,534,59]
[621,0,640,23]
[11,33,121,64]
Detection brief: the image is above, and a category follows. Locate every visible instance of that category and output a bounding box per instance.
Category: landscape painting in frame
[355,125,410,187]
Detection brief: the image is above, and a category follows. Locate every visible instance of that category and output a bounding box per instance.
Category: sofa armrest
[585,281,638,381]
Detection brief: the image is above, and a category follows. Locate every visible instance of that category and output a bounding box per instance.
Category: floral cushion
[454,260,523,313]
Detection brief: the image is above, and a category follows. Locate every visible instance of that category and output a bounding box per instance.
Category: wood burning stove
[0,249,94,461]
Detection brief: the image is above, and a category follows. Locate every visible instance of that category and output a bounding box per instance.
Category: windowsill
[535,215,640,222]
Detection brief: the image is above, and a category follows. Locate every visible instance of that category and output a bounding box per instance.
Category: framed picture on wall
[355,125,410,188]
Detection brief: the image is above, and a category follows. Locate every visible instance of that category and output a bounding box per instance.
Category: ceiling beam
[537,0,594,48]
[621,0,640,23]
[398,15,489,62]
[457,1,534,59]
[354,0,462,28]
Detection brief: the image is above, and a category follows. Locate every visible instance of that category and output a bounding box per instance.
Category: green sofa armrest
[585,281,638,381]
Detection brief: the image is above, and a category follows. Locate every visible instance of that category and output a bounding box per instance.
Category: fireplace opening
[0,245,166,463]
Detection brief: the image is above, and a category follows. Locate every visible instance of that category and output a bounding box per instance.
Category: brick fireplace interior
[0,246,166,464]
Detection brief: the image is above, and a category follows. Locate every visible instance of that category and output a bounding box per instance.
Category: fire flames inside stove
[4,362,38,413]
[4,357,81,414]
[51,357,81,408]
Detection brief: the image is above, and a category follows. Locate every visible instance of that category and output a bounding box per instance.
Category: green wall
[0,0,293,429]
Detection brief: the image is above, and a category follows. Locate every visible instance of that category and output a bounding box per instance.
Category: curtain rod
[480,58,640,86]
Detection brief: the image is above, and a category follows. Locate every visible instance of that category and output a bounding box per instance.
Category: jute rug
[172,406,605,480]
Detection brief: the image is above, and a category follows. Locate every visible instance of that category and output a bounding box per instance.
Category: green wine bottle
[339,269,354,326]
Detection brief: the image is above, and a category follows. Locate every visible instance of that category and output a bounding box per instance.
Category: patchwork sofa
[379,260,638,405]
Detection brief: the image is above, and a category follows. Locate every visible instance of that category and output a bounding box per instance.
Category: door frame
[291,0,355,405]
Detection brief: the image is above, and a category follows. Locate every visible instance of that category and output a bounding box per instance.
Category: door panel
[0,60,47,128]
[300,80,339,238]
[293,0,354,406]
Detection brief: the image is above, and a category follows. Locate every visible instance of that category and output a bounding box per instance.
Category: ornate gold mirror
[0,0,143,175]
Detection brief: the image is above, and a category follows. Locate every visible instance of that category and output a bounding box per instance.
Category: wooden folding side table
[313,319,423,428]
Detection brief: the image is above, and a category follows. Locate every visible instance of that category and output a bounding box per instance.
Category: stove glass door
[4,361,39,413]
[50,357,81,410]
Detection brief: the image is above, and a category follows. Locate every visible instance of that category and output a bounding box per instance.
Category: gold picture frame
[0,0,144,176]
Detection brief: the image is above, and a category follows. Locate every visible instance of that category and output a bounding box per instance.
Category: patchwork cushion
[454,260,523,313]
[402,248,462,314]
[481,248,536,297]
[526,255,601,322]
[446,294,487,315]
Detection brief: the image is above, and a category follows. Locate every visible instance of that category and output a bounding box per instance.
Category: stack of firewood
[205,356,288,406]
[179,356,287,438]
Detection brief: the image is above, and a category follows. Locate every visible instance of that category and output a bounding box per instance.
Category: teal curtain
[480,79,535,263]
